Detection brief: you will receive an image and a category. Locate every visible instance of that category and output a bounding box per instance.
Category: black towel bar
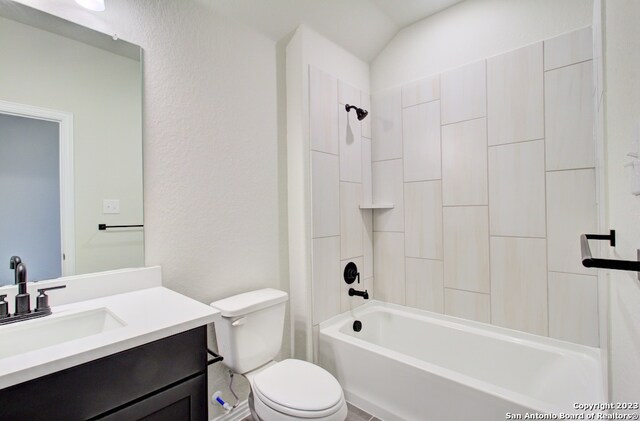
[580,230,640,279]
[98,224,144,230]
[207,348,224,366]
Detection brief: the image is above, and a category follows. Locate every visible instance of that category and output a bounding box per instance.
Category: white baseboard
[210,400,250,421]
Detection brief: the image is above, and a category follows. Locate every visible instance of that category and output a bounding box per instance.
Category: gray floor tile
[242,403,377,421]
[347,402,374,421]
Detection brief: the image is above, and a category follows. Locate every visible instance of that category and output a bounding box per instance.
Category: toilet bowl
[210,289,347,421]
[246,360,347,421]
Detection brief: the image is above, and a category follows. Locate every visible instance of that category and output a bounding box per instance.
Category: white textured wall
[371,0,593,92]
[603,0,640,403]
[11,1,287,416]
[12,0,286,318]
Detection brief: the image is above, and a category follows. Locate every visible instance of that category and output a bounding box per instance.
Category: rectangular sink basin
[0,308,126,359]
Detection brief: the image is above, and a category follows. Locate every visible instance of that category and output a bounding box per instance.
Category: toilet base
[248,392,263,421]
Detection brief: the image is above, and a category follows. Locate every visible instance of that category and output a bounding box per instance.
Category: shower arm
[345,104,358,112]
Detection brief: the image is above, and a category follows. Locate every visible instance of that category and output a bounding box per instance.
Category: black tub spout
[348,288,369,300]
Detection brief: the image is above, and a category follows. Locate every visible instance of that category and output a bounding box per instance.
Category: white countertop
[0,286,219,389]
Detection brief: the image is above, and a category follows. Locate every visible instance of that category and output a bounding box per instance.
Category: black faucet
[9,256,21,281]
[10,256,30,315]
[1,257,66,325]
[348,288,369,300]
[344,262,369,300]
[14,262,30,315]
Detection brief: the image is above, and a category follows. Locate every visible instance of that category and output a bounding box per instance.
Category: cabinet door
[97,374,207,421]
[0,327,207,421]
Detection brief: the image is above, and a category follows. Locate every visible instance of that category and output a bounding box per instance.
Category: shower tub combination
[319,301,605,421]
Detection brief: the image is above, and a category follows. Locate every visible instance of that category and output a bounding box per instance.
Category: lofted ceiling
[203,0,464,62]
[369,0,464,27]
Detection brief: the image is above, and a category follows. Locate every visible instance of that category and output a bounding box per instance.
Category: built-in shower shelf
[359,203,394,209]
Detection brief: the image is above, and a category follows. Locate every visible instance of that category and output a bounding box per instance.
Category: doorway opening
[0,100,74,285]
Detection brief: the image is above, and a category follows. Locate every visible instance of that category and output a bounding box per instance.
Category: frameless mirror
[0,0,144,285]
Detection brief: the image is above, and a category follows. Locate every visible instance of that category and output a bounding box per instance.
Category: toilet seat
[249,359,347,420]
[255,389,346,419]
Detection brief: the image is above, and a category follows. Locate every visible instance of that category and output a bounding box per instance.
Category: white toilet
[210,288,348,421]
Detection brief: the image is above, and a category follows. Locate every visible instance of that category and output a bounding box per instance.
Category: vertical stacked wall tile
[487,42,544,146]
[490,237,548,335]
[308,28,599,347]
[405,257,444,312]
[373,232,405,305]
[309,67,373,327]
[441,118,488,206]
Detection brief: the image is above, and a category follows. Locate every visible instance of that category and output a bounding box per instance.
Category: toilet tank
[210,288,288,374]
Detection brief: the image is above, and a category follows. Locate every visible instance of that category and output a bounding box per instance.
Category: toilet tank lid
[210,288,288,317]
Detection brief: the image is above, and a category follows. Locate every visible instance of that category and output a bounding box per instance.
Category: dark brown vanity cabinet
[0,326,208,421]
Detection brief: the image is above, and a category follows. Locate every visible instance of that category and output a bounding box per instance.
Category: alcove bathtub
[319,301,605,421]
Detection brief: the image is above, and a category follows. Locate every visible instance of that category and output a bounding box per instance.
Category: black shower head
[345,104,369,121]
[355,108,368,121]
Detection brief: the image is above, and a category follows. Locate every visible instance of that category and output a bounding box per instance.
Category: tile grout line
[543,39,551,338]
[546,166,597,173]
[359,90,370,302]
[336,78,342,327]
[544,57,593,74]
[490,234,547,240]
[404,178,443,184]
[312,234,341,240]
[402,99,408,306]
[439,90,445,314]
[311,148,339,157]
[442,204,488,207]
[308,66,317,346]
[488,137,544,148]
[402,96,441,110]
[441,114,486,128]
[400,91,407,307]
[484,58,493,325]
[445,286,491,296]
[405,256,444,262]
[549,270,598,278]
[372,157,403,164]
[308,64,318,344]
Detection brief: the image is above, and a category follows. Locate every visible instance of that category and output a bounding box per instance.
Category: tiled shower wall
[371,27,600,347]
[309,66,374,343]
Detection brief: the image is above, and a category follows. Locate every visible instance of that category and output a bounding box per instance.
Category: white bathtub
[319,301,605,421]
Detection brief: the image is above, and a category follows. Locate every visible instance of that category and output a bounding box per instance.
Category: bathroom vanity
[0,267,218,421]
[1,327,207,420]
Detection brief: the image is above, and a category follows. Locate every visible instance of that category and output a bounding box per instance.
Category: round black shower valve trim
[353,320,362,332]
[344,262,359,284]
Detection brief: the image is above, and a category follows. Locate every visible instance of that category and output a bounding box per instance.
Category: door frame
[0,99,75,276]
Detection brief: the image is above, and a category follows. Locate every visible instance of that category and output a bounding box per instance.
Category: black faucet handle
[35,285,66,312]
[37,285,67,293]
[0,295,8,318]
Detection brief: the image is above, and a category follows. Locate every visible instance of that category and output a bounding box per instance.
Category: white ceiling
[204,0,463,62]
[369,0,463,27]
